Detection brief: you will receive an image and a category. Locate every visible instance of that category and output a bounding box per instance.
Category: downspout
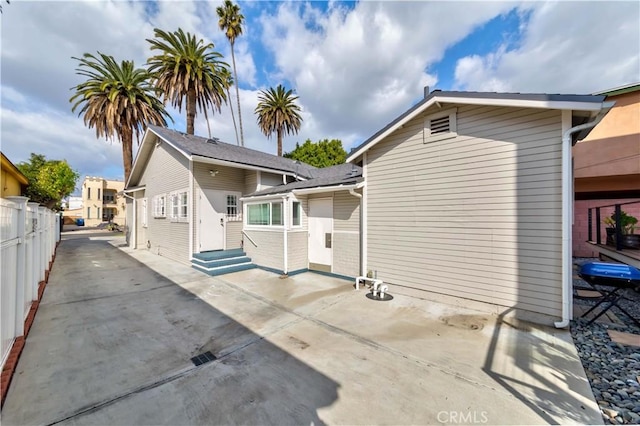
[283,195,289,275]
[349,185,364,276]
[121,192,136,249]
[554,103,614,329]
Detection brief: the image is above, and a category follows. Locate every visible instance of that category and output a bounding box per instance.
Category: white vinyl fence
[1,197,60,369]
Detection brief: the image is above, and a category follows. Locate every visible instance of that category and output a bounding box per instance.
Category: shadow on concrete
[2,236,339,425]
[482,308,596,425]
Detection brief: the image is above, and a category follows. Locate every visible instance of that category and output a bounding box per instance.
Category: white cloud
[454,2,640,93]
[258,1,518,150]
[1,106,124,181]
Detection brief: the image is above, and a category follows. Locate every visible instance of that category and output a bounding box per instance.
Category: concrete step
[192,262,257,276]
[192,249,245,261]
[191,256,251,269]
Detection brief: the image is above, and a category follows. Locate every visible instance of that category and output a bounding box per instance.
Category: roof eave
[346,94,608,163]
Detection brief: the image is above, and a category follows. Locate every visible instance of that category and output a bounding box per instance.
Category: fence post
[38,207,46,282]
[28,202,40,298]
[615,204,622,251]
[587,208,592,242]
[596,208,601,245]
[56,213,61,242]
[6,197,28,337]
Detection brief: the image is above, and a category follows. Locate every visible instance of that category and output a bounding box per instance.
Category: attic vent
[424,107,457,143]
[207,138,219,144]
[429,116,450,135]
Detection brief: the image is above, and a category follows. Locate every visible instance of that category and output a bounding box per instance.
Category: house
[572,83,640,260]
[81,177,126,226]
[346,89,613,326]
[125,89,613,326]
[1,152,28,197]
[124,126,362,278]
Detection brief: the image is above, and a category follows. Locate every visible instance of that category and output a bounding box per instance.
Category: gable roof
[346,90,608,163]
[128,126,320,187]
[246,163,363,198]
[594,82,640,97]
[1,152,29,185]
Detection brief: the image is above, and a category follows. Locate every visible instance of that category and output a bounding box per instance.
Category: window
[424,107,457,143]
[97,207,101,221]
[153,194,166,218]
[169,190,188,222]
[87,207,91,218]
[98,188,101,200]
[247,202,283,226]
[142,198,148,227]
[271,202,283,225]
[292,201,301,226]
[226,195,240,221]
[87,188,91,200]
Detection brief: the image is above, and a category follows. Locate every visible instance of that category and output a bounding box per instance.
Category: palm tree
[70,52,171,182]
[220,67,240,145]
[147,28,227,135]
[217,0,245,146]
[255,84,303,156]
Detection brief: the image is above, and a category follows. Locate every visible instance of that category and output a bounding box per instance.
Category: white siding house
[347,90,613,325]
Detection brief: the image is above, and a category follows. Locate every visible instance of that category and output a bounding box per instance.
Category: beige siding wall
[366,104,563,321]
[192,163,245,253]
[333,233,360,277]
[260,172,284,189]
[137,143,190,264]
[135,196,147,249]
[308,191,361,277]
[226,221,242,249]
[243,229,283,271]
[288,231,308,271]
[244,170,258,195]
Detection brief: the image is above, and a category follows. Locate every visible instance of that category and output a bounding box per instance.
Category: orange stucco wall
[573,90,640,181]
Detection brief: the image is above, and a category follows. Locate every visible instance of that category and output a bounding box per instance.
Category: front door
[199,189,225,251]
[308,198,333,272]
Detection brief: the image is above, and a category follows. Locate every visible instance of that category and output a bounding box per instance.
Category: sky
[1,0,639,192]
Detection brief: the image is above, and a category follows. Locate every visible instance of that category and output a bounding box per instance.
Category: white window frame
[424,107,457,143]
[153,194,166,218]
[169,190,188,222]
[292,201,302,227]
[245,201,284,228]
[141,198,148,228]
[226,194,242,221]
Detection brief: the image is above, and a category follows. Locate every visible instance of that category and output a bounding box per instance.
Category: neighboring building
[1,152,28,198]
[346,89,612,326]
[63,196,83,210]
[125,126,362,278]
[126,89,613,327]
[82,177,126,226]
[572,83,640,259]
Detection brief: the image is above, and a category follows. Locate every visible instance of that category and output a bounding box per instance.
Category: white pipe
[283,195,288,275]
[348,187,364,276]
[554,103,614,329]
[120,192,136,249]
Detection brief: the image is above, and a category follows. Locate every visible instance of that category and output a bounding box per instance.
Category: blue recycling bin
[76,218,85,226]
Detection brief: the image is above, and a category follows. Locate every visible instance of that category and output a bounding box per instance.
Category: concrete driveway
[2,231,601,425]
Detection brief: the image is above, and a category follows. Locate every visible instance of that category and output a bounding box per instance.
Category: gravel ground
[571,258,640,425]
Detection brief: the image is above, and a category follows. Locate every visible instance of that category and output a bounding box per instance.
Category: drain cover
[191,351,217,366]
[366,293,393,301]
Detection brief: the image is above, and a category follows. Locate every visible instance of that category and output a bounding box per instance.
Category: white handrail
[242,230,258,247]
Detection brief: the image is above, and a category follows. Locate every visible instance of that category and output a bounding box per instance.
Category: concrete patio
[1,231,601,425]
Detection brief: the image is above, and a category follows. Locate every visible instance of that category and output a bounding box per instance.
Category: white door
[199,190,225,251]
[308,198,333,271]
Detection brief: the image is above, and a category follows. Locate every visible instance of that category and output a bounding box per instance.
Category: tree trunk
[122,126,134,183]
[227,87,239,146]
[186,86,196,135]
[277,127,282,157]
[230,42,244,147]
